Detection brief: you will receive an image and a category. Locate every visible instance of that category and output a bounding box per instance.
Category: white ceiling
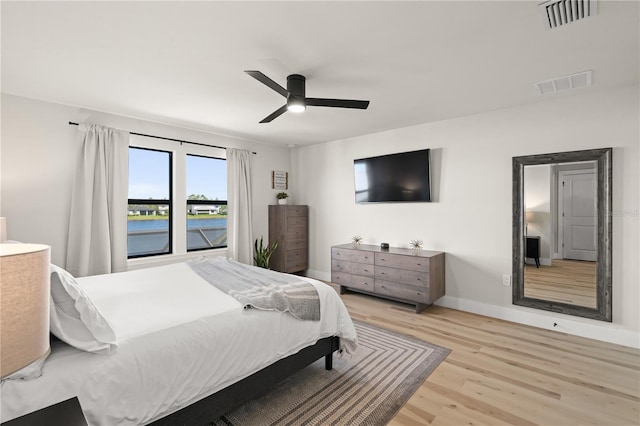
[1,1,638,146]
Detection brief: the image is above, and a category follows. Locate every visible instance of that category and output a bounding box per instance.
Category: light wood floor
[524,259,597,308]
[332,286,640,426]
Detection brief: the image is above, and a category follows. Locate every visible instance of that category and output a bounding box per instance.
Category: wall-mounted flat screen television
[354,149,431,203]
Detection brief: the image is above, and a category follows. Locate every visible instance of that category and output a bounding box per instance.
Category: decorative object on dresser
[351,235,362,248]
[331,243,445,313]
[410,239,423,251]
[269,205,308,273]
[0,243,51,379]
[276,192,289,205]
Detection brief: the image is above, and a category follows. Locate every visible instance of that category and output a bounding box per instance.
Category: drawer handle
[381,285,385,289]
[364,269,369,272]
[417,263,422,266]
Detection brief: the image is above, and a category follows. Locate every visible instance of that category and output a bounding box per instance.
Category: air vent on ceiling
[538,0,597,30]
[534,70,592,96]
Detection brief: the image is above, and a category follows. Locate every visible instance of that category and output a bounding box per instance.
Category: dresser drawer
[331,259,374,277]
[286,249,307,263]
[286,226,307,241]
[286,216,307,228]
[349,275,375,292]
[286,206,307,217]
[375,266,429,287]
[376,280,430,304]
[286,260,307,272]
[375,253,429,272]
[287,239,306,250]
[332,271,352,286]
[331,247,374,264]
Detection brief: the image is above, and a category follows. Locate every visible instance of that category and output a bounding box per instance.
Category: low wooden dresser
[331,243,445,313]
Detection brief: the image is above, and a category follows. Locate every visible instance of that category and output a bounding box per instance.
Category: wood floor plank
[327,283,640,425]
[524,260,597,308]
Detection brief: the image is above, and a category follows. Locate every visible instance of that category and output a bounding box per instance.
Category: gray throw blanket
[188,258,320,321]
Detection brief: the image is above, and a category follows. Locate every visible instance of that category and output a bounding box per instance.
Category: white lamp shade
[0,243,51,378]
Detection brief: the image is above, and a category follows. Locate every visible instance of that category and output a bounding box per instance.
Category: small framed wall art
[272,170,288,190]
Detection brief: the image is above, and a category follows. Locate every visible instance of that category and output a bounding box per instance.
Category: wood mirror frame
[512,148,612,321]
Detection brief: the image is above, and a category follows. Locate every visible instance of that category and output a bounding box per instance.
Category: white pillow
[49,265,117,354]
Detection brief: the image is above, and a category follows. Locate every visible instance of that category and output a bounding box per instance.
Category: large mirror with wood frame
[512,148,612,321]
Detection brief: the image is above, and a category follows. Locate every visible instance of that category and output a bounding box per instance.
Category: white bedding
[0,261,357,425]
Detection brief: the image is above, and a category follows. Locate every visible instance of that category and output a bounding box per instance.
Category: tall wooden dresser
[268,205,308,273]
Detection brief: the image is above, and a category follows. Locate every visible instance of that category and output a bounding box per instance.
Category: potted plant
[254,237,278,269]
[276,192,289,205]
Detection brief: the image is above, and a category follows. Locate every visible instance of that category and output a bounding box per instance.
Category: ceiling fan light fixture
[287,98,306,113]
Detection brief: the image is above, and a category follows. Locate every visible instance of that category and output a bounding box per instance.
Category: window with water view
[128,147,172,258]
[186,154,227,251]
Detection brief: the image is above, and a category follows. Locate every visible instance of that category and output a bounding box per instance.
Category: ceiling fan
[244,70,370,123]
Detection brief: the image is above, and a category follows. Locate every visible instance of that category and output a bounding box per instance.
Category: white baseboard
[435,295,639,349]
[306,269,638,349]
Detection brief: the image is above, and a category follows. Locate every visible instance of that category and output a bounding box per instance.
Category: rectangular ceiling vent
[534,70,592,96]
[539,0,597,30]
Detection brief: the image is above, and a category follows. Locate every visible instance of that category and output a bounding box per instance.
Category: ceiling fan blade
[259,105,288,123]
[306,98,370,109]
[245,70,288,97]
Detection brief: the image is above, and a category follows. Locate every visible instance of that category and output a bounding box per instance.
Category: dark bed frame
[149,335,340,426]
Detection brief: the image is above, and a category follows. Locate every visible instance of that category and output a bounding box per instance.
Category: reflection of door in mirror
[523,161,597,309]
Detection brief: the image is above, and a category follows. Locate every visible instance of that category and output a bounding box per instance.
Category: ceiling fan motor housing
[287,74,306,105]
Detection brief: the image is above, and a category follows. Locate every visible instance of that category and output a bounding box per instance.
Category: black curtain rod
[68,122,256,154]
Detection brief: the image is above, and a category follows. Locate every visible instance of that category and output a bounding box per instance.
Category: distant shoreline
[128,214,227,221]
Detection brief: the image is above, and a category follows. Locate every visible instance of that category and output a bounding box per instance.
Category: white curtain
[226,148,254,264]
[66,124,129,277]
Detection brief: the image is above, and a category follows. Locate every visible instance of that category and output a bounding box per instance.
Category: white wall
[0,94,291,267]
[293,86,639,348]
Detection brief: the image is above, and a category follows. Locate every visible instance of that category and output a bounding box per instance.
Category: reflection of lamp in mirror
[525,210,534,237]
[0,243,51,379]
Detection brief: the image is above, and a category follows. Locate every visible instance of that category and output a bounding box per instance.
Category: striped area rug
[213,320,450,425]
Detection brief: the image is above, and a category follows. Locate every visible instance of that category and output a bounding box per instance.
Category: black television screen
[354,149,431,203]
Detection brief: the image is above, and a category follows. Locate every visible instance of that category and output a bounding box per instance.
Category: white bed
[0,260,357,425]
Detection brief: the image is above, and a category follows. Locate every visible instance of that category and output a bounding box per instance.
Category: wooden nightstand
[526,236,541,268]
[1,397,87,426]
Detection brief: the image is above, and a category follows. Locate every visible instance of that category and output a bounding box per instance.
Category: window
[186,154,227,251]
[127,147,172,258]
[127,139,227,260]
